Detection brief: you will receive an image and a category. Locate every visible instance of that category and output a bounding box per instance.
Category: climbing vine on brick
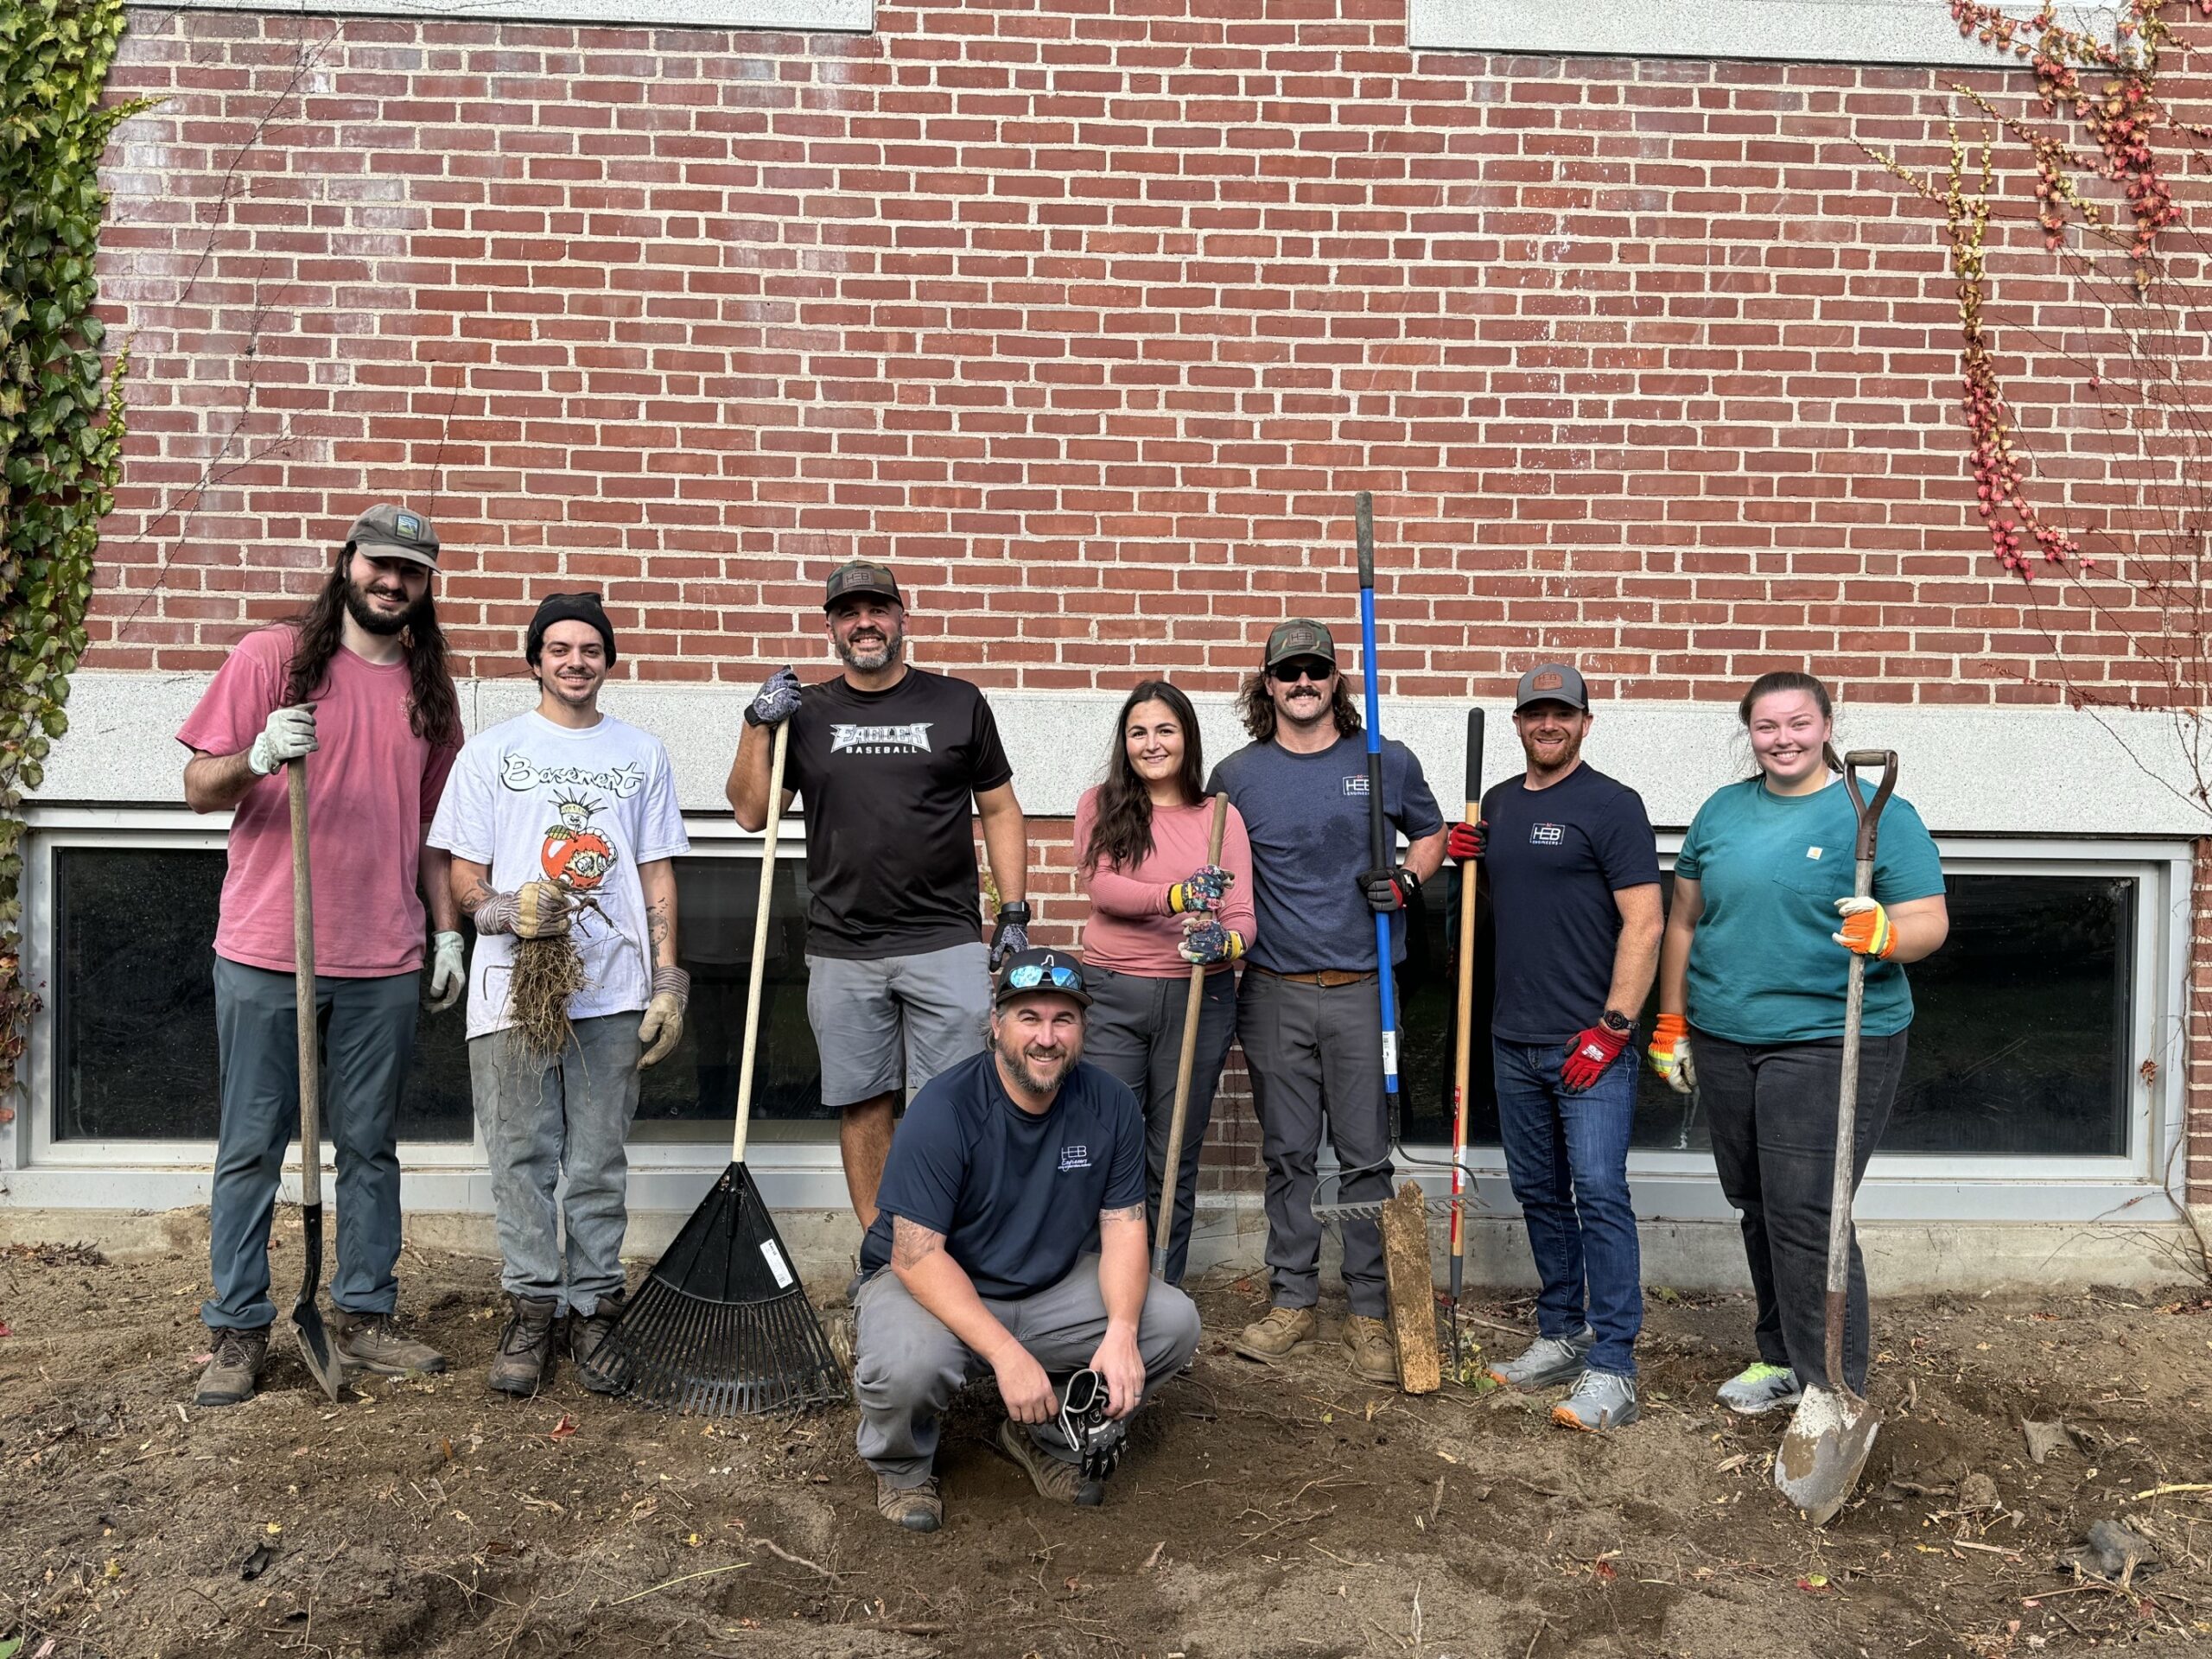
[0,0,146,1115]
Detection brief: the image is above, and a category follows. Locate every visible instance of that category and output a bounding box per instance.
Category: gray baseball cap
[1263,618,1338,669]
[1514,662,1590,711]
[345,504,440,569]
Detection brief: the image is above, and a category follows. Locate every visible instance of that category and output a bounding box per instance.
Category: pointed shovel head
[287,1205,346,1402]
[1774,1383,1879,1526]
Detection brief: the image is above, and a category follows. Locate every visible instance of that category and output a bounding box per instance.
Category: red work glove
[1446,820,1487,861]
[1560,1022,1629,1094]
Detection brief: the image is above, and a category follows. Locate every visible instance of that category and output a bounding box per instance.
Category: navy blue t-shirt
[858,1052,1147,1300]
[1207,734,1444,975]
[1481,762,1662,1045]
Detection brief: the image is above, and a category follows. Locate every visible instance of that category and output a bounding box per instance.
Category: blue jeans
[205,957,416,1331]
[1492,1038,1642,1376]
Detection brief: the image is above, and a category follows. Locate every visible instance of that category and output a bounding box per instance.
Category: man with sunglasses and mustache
[728,561,1030,1232]
[849,948,1201,1532]
[1207,620,1446,1385]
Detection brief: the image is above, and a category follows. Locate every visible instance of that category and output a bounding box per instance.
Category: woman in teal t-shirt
[1649,672,1948,1419]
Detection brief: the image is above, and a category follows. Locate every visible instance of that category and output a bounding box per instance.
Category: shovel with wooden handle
[1153,792,1230,1282]
[1446,709,1483,1377]
[1774,746,1897,1526]
[287,758,345,1402]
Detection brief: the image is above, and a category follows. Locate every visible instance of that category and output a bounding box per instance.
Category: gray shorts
[805,942,991,1109]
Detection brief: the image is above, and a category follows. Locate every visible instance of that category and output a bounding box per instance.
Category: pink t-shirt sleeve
[176,627,288,757]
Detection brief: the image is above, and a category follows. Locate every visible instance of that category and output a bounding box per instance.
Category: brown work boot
[995,1420,1104,1507]
[330,1308,451,1376]
[1231,1305,1319,1363]
[194,1325,270,1408]
[875,1474,943,1534]
[487,1296,561,1395]
[568,1290,627,1395]
[1343,1315,1399,1385]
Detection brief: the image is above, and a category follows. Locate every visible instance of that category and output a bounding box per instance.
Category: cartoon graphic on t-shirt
[541,792,617,892]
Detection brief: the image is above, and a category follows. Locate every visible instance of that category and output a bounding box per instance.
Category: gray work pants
[1236,969,1392,1319]
[468,1014,643,1317]
[1079,963,1237,1285]
[852,1255,1201,1488]
[1696,1027,1910,1394]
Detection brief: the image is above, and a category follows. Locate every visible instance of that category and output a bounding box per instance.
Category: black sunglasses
[1268,658,1335,684]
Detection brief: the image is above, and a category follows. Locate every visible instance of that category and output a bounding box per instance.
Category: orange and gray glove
[638,965,690,1068]
[473,880,572,940]
[1832,896,1896,959]
[1647,1013,1695,1095]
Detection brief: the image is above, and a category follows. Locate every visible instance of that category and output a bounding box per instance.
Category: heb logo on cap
[1531,670,1563,692]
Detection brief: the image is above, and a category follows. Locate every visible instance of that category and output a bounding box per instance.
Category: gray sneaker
[1552,1369,1638,1432]
[1716,1362,1802,1416]
[1485,1326,1594,1391]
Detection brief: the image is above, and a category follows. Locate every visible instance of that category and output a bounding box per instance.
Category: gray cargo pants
[853,1254,1201,1488]
[1237,968,1392,1319]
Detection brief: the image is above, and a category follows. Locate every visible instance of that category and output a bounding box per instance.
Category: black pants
[1695,1027,1909,1394]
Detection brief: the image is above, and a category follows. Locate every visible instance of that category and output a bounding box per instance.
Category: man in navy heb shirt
[850,949,1201,1532]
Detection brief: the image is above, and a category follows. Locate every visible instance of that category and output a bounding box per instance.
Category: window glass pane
[1396,868,2133,1160]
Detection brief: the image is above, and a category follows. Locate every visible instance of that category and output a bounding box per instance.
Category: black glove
[1357,866,1421,914]
[988,901,1031,970]
[744,665,804,728]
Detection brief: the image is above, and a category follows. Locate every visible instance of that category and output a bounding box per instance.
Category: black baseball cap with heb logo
[1515,662,1591,712]
[1263,618,1338,669]
[345,503,440,569]
[823,560,903,612]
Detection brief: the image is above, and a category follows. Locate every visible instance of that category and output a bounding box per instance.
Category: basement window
[1407,0,2073,67]
[161,0,871,29]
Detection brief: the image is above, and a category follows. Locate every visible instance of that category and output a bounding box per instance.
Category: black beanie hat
[525,591,618,666]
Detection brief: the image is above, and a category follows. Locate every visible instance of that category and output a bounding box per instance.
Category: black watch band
[1599,1009,1633,1035]
[996,901,1031,925]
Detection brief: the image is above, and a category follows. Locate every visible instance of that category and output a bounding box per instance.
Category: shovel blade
[1774,1384,1879,1525]
[288,1204,346,1402]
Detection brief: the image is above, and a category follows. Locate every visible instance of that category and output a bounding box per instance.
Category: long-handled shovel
[1352,493,1403,1129]
[286,759,345,1402]
[1446,709,1483,1377]
[1153,791,1230,1282]
[1775,747,1897,1526]
[592,721,846,1415]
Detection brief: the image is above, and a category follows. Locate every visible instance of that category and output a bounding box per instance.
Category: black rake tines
[588,1162,848,1418]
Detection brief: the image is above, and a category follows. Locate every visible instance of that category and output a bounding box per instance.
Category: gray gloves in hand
[248,705,317,776]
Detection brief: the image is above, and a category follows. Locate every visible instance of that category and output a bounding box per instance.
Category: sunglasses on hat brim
[1002,963,1084,995]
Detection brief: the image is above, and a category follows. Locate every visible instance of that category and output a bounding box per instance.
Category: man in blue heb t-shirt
[849,949,1202,1533]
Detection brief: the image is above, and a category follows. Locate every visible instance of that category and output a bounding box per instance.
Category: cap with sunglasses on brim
[823,559,903,612]
[1262,618,1337,670]
[994,947,1091,1008]
[1514,662,1591,712]
[345,503,441,569]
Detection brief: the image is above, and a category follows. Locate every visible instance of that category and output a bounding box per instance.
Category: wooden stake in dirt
[1382,1180,1441,1394]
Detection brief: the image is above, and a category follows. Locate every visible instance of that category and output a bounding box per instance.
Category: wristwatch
[1599,1009,1633,1037]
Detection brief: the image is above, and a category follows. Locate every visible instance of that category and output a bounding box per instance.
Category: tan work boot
[330,1308,450,1376]
[1231,1305,1319,1363]
[1343,1314,1399,1385]
[995,1420,1104,1507]
[487,1296,561,1395]
[194,1325,270,1408]
[875,1474,943,1533]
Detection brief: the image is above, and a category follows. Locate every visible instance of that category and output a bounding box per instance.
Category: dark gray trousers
[1236,969,1392,1319]
[1079,963,1237,1285]
[1695,1027,1910,1394]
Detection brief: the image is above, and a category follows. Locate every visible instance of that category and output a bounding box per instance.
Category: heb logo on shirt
[830,721,933,755]
[1341,775,1369,798]
[1529,823,1565,846]
[1058,1144,1090,1173]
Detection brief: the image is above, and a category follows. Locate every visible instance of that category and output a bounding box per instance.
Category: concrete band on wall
[161,0,872,27]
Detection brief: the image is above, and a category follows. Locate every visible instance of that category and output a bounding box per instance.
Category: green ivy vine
[1,0,145,1117]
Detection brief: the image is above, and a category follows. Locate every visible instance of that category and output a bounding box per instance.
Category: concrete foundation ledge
[3,1199,2203,1295]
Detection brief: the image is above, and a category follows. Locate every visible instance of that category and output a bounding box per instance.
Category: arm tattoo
[646,897,671,950]
[891,1217,944,1270]
[1099,1203,1146,1227]
[458,880,493,912]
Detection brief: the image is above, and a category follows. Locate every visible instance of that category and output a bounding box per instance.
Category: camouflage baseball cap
[344,504,440,569]
[823,559,903,612]
[1263,617,1338,669]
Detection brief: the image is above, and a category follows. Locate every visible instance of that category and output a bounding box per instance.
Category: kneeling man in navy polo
[850,948,1202,1533]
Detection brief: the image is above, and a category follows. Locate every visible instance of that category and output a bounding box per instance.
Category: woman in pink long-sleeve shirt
[1074,679,1256,1285]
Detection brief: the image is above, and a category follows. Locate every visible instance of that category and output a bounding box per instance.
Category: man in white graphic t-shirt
[428,593,691,1396]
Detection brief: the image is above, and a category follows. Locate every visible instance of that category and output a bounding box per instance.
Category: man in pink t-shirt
[176,505,465,1408]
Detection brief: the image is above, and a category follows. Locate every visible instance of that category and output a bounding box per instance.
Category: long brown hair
[1236,669,1362,744]
[1082,680,1206,874]
[283,552,461,747]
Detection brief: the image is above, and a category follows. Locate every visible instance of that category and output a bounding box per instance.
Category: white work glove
[247,705,317,776]
[425,931,466,1012]
[473,880,572,939]
[638,965,690,1069]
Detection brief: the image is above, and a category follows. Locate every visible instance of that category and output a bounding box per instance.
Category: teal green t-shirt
[1674,778,1946,1045]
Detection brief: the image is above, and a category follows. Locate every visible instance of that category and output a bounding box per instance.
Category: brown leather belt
[1249,964,1376,988]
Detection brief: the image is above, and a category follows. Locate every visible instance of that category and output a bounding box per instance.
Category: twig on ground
[749,1537,840,1580]
[601,1562,751,1607]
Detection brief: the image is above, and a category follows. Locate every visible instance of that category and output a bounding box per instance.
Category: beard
[1522,727,1585,773]
[344,575,427,637]
[834,620,904,673]
[994,1027,1077,1099]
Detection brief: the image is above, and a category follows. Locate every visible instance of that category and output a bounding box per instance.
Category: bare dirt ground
[3,1222,2210,1659]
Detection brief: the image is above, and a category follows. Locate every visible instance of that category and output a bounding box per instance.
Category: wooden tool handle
[732,722,791,1164]
[288,759,321,1196]
[1153,791,1230,1273]
[1449,709,1483,1266]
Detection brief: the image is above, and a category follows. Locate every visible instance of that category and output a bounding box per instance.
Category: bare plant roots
[508,932,586,1056]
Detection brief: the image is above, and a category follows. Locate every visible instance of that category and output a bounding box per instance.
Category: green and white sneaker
[1716,1362,1802,1416]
